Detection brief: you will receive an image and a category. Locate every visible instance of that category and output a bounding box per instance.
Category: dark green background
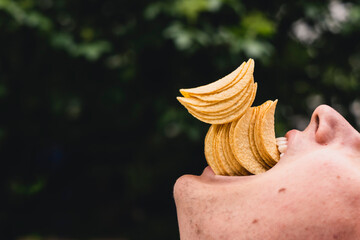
[1,0,360,239]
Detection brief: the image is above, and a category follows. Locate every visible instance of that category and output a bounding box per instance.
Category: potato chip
[204,125,225,175]
[223,123,250,176]
[255,100,280,165]
[190,61,254,102]
[254,100,276,167]
[231,108,267,174]
[179,61,248,97]
[176,78,252,110]
[249,107,271,169]
[214,124,237,176]
[185,83,257,124]
[177,58,256,125]
[177,80,253,114]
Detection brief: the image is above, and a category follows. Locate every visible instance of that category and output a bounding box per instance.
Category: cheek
[257,159,360,238]
[277,152,360,213]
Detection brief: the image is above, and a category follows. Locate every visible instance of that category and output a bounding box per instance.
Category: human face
[174,105,360,240]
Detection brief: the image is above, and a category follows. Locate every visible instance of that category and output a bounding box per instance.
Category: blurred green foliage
[1,0,360,239]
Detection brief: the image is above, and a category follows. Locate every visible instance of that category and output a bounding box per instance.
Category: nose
[311,105,360,146]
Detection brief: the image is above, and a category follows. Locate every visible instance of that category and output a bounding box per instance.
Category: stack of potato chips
[177,59,280,176]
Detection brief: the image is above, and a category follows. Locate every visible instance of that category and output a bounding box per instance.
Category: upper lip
[284,129,300,150]
[285,129,298,141]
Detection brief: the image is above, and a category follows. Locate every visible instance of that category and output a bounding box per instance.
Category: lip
[201,166,215,178]
[285,129,299,143]
[283,129,301,154]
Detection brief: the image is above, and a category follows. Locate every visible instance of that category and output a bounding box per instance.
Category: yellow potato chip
[179,61,247,97]
[176,78,252,110]
[204,125,225,175]
[256,100,280,164]
[185,83,257,124]
[211,125,230,175]
[229,118,238,153]
[254,100,277,167]
[223,123,250,176]
[178,81,254,115]
[248,106,271,169]
[231,108,267,174]
[190,61,254,102]
[214,124,237,176]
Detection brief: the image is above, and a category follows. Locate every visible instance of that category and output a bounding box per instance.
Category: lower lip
[201,166,215,177]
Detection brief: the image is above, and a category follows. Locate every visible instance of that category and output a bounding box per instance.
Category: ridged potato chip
[177,59,255,124]
[190,60,254,102]
[223,123,250,176]
[254,100,275,167]
[176,79,252,110]
[204,125,225,175]
[179,61,246,97]
[255,100,280,166]
[214,124,237,176]
[249,107,271,169]
[231,108,267,174]
[178,80,253,114]
[185,83,257,124]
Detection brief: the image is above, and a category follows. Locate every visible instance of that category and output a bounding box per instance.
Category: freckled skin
[174,105,360,240]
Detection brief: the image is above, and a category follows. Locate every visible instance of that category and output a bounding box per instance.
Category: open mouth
[276,137,288,157]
